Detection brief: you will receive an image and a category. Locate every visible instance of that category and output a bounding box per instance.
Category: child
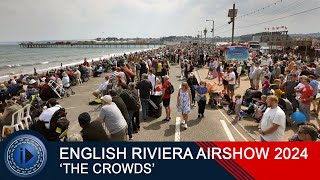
[234,94,242,121]
[262,75,270,95]
[252,95,267,122]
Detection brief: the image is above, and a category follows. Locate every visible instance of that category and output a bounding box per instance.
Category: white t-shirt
[237,66,242,75]
[39,105,62,129]
[228,72,236,85]
[295,83,305,100]
[148,74,156,90]
[260,106,286,141]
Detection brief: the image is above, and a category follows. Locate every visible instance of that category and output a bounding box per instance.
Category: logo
[4,135,47,178]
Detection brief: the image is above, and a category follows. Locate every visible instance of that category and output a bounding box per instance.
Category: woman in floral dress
[177,82,192,129]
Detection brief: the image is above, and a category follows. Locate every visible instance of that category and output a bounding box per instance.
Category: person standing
[299,78,314,122]
[259,95,286,141]
[162,75,172,121]
[148,70,156,94]
[196,80,208,118]
[251,62,263,90]
[187,73,199,106]
[136,74,153,121]
[128,82,140,132]
[97,95,128,141]
[177,82,192,129]
[308,75,319,114]
[227,67,236,99]
[216,62,224,85]
[236,63,242,86]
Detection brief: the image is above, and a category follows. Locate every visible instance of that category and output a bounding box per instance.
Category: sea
[0,44,162,82]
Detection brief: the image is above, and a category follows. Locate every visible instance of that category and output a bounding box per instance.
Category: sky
[0,0,319,42]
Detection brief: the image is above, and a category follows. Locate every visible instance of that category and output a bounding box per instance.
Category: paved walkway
[60,64,253,141]
[196,66,320,141]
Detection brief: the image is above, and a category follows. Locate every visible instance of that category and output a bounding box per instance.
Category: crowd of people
[1,44,320,142]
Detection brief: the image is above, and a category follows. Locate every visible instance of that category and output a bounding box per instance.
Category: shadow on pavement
[164,124,175,137]
[187,117,202,127]
[143,120,167,131]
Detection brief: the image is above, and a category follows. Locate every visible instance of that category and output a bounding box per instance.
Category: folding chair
[48,80,62,98]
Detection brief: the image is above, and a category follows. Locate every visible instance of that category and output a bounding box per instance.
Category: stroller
[242,88,262,107]
[31,107,69,141]
[208,90,221,109]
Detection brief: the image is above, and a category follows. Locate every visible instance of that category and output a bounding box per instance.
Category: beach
[0,44,162,82]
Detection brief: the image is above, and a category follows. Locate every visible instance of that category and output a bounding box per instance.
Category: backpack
[48,108,69,141]
[167,82,174,94]
[124,90,141,112]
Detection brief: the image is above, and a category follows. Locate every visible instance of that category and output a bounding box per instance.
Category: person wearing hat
[162,75,172,121]
[78,112,109,141]
[97,95,128,141]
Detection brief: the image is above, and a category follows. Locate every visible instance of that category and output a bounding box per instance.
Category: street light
[206,20,214,43]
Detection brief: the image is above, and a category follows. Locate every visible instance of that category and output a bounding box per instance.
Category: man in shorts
[162,75,171,121]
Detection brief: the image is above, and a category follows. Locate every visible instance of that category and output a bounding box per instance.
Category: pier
[19,41,163,48]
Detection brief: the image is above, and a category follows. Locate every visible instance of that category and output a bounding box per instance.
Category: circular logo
[4,135,47,178]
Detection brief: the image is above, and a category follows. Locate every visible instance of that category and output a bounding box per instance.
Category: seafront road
[60,64,311,141]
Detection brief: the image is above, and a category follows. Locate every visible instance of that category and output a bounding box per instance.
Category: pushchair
[208,90,221,109]
[31,107,69,141]
[242,88,262,107]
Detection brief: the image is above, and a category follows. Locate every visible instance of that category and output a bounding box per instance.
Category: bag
[124,90,141,112]
[167,82,174,94]
[47,108,69,141]
[195,95,201,102]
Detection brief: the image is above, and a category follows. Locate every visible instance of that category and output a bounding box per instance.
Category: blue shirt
[196,86,208,101]
[309,80,319,96]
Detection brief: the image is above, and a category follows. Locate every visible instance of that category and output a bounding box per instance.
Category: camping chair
[1,108,25,138]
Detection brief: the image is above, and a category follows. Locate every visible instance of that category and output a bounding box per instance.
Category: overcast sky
[0,0,319,41]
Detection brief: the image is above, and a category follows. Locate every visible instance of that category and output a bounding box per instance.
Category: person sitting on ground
[0,100,22,133]
[289,124,319,142]
[39,98,62,129]
[97,95,128,141]
[78,112,109,141]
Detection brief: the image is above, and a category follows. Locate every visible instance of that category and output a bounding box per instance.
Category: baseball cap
[101,95,112,104]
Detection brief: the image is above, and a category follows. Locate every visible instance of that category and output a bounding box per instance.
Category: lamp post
[206,20,214,43]
[204,28,208,44]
